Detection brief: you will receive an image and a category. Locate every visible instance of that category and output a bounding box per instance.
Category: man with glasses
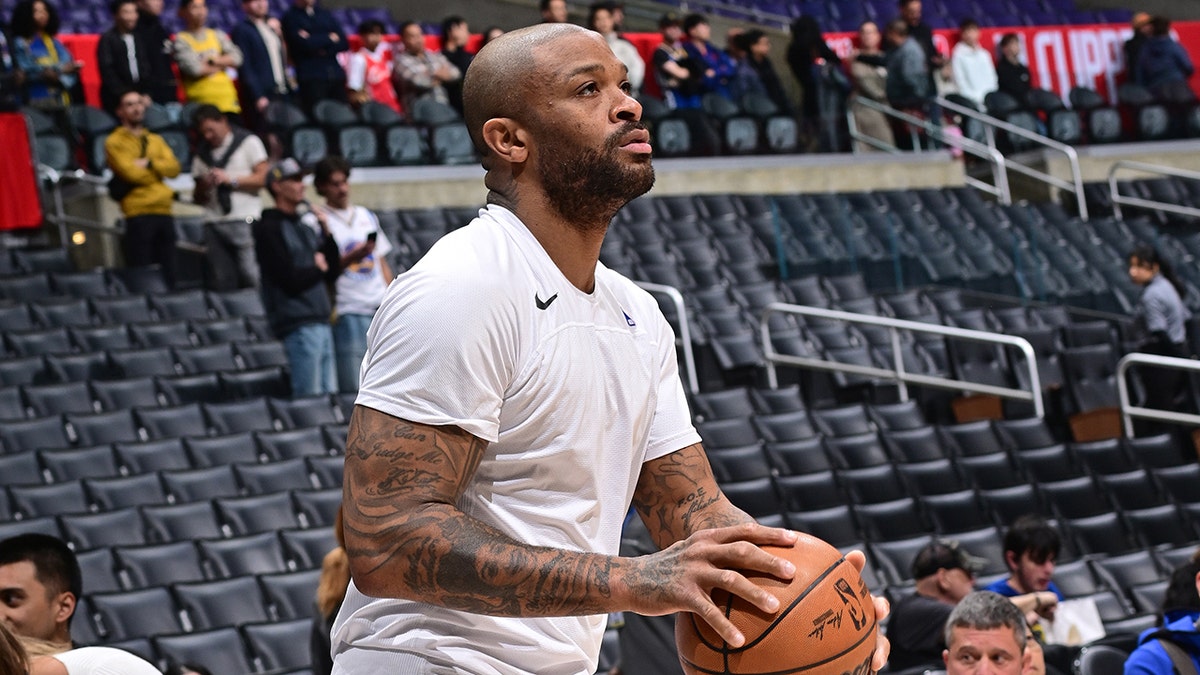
[887,540,985,670]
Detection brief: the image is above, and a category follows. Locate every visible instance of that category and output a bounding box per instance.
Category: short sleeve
[242,134,268,167]
[642,295,701,462]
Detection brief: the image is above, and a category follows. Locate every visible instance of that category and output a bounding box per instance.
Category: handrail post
[633,281,699,396]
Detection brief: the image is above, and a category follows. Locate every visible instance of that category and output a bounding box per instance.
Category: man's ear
[1004,550,1018,572]
[480,118,529,165]
[53,591,76,627]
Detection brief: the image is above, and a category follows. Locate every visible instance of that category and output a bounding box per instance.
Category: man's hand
[342,240,375,265]
[257,96,270,112]
[208,167,230,185]
[313,251,328,271]
[133,158,150,169]
[846,550,891,672]
[622,524,798,647]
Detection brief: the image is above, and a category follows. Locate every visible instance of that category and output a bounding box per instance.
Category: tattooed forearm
[342,405,627,617]
[632,444,755,549]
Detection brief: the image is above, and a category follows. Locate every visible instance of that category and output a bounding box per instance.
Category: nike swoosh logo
[535,292,558,310]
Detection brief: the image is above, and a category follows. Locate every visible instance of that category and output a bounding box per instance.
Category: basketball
[675,533,876,675]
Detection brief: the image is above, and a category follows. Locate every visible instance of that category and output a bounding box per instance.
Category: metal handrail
[1116,352,1200,437]
[935,96,1088,221]
[847,96,1012,205]
[634,280,699,395]
[1107,160,1200,222]
[759,302,1044,417]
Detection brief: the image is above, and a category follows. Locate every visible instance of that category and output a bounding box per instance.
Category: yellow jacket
[105,126,181,217]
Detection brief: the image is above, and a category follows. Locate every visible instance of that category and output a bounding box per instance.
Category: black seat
[184,432,260,467]
[149,289,213,321]
[202,398,275,434]
[190,317,249,346]
[135,402,209,439]
[810,404,873,437]
[129,320,196,349]
[307,455,344,489]
[1061,344,1120,413]
[0,355,48,388]
[6,327,73,357]
[866,400,927,431]
[29,297,94,328]
[139,501,224,543]
[1125,433,1189,469]
[1040,475,1114,519]
[293,488,342,529]
[75,547,121,594]
[922,490,992,534]
[897,458,969,496]
[957,452,1025,491]
[172,343,238,375]
[840,464,909,504]
[786,505,861,548]
[994,416,1057,450]
[154,626,255,674]
[156,373,223,406]
[160,465,241,502]
[764,437,832,476]
[89,295,153,325]
[67,410,142,446]
[882,426,948,463]
[219,367,291,401]
[83,473,168,511]
[59,507,146,549]
[1098,469,1166,511]
[707,445,772,482]
[719,477,783,519]
[234,458,314,495]
[0,453,47,487]
[939,420,1008,457]
[258,568,322,620]
[1018,444,1081,482]
[1125,504,1200,548]
[173,575,269,630]
[0,416,70,454]
[825,433,890,470]
[115,540,207,588]
[242,618,312,672]
[255,427,328,460]
[773,470,846,512]
[107,346,177,378]
[90,377,161,412]
[870,535,936,586]
[198,531,289,577]
[114,438,191,474]
[691,387,756,421]
[695,417,759,450]
[232,341,289,370]
[91,585,184,640]
[11,480,91,519]
[48,351,118,383]
[215,492,300,535]
[22,380,94,416]
[279,527,338,569]
[855,497,929,540]
[1066,512,1139,555]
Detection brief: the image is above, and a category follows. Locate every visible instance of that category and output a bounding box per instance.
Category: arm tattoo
[632,444,754,549]
[342,406,621,616]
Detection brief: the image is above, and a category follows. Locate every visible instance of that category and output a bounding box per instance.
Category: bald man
[333,23,888,674]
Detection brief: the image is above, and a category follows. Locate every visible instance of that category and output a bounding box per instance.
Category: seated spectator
[10,0,78,109]
[943,591,1030,675]
[481,25,504,48]
[1134,16,1194,94]
[392,20,460,114]
[439,15,472,114]
[281,0,348,115]
[173,0,243,115]
[587,2,643,97]
[1125,551,1200,674]
[887,540,984,671]
[134,0,178,104]
[652,12,702,110]
[346,19,399,113]
[849,20,894,151]
[884,18,929,111]
[0,534,80,649]
[731,29,792,114]
[950,18,997,109]
[97,0,150,115]
[996,32,1032,103]
[1160,548,1200,626]
[682,13,735,101]
[230,0,292,132]
[540,0,568,24]
[985,515,1062,635]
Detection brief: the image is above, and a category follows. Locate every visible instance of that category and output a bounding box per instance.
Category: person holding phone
[313,155,393,394]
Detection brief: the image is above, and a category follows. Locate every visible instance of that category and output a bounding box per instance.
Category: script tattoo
[632,443,753,549]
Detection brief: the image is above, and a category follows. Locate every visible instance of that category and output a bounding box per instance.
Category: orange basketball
[675,533,877,675]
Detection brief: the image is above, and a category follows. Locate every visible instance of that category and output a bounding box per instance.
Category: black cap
[911,540,986,579]
[658,12,681,29]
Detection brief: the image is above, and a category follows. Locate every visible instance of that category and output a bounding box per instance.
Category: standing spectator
[0,534,80,648]
[0,18,17,110]
[540,0,568,24]
[173,0,243,115]
[134,0,178,105]
[1134,16,1195,93]
[884,18,929,110]
[439,15,472,114]
[787,15,843,149]
[345,19,399,113]
[1124,551,1200,675]
[230,0,291,133]
[1123,12,1152,81]
[652,12,701,110]
[898,0,943,93]
[950,18,997,109]
[97,0,150,115]
[996,32,1032,103]
[106,87,181,286]
[682,13,735,100]
[281,0,348,115]
[10,0,78,108]
[887,541,984,671]
[253,158,341,397]
[392,21,460,114]
[732,29,791,113]
[588,2,643,97]
[313,156,392,393]
[191,103,268,290]
[849,20,894,151]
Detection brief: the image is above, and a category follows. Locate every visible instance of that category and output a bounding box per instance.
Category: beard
[537,121,655,232]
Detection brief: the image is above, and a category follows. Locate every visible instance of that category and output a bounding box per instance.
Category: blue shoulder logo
[623,311,636,327]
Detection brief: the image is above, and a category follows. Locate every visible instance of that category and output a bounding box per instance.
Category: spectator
[0,622,28,675]
[0,534,80,648]
[392,20,460,114]
[133,0,178,104]
[996,32,1032,103]
[725,26,745,63]
[652,12,701,110]
[10,0,78,109]
[884,18,929,110]
[732,29,792,114]
[1128,243,1190,432]
[0,19,17,110]
[312,155,393,394]
[31,645,164,674]
[439,15,472,114]
[587,2,643,97]
[230,0,292,133]
[345,19,399,113]
[943,591,1029,675]
[1160,549,1200,626]
[1134,16,1194,93]
[682,13,735,100]
[173,0,243,115]
[849,20,894,151]
[191,103,268,290]
[480,25,504,48]
[281,0,348,115]
[311,507,347,675]
[97,0,150,115]
[540,0,568,24]
[787,15,844,150]
[106,87,181,287]
[951,18,997,109]
[887,540,984,671]
[985,515,1063,632]
[253,157,342,397]
[1125,551,1200,675]
[1123,12,1152,81]
[897,0,944,93]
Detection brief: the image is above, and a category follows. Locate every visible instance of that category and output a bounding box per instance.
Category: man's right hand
[620,524,798,647]
[313,252,328,271]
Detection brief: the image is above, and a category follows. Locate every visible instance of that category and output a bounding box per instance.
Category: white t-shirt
[332,205,700,675]
[324,204,393,317]
[951,42,999,106]
[192,129,269,221]
[50,647,162,675]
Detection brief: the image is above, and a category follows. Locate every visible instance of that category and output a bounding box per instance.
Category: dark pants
[297,78,346,117]
[205,219,259,291]
[123,213,177,288]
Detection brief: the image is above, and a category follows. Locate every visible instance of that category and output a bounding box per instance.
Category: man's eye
[620,81,632,94]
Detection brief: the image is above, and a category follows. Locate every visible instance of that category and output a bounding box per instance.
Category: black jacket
[281,5,348,84]
[230,18,290,104]
[133,11,178,104]
[253,207,342,338]
[97,28,152,113]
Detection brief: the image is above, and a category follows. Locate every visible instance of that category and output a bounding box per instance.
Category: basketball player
[334,23,889,674]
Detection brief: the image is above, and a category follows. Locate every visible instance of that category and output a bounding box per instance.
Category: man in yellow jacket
[106,87,182,286]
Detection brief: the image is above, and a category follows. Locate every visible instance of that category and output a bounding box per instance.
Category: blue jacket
[281,5,347,84]
[1135,35,1194,89]
[1125,614,1200,675]
[230,19,290,103]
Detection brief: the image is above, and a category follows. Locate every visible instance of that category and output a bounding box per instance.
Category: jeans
[283,322,337,398]
[333,313,373,393]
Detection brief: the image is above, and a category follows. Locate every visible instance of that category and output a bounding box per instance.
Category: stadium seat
[67,410,142,446]
[135,402,209,439]
[268,395,342,429]
[1098,469,1166,511]
[232,341,288,370]
[60,507,146,549]
[37,450,119,490]
[840,464,909,504]
[161,465,242,502]
[0,356,48,388]
[234,457,314,494]
[258,568,323,620]
[6,327,73,357]
[255,426,328,461]
[695,417,759,449]
[1061,344,1120,413]
[90,377,160,412]
[278,526,337,570]
[307,455,344,489]
[11,481,91,519]
[202,398,275,434]
[173,575,269,630]
[115,540,207,589]
[825,432,890,469]
[810,404,874,437]
[881,426,948,463]
[922,490,992,534]
[29,297,93,328]
[107,346,178,378]
[242,618,312,671]
[293,488,342,529]
[994,416,1057,450]
[83,473,168,511]
[219,367,291,400]
[0,453,45,487]
[897,458,969,496]
[691,387,756,421]
[91,585,184,641]
[22,380,95,416]
[1040,475,1114,519]
[0,416,71,454]
[1018,444,1081,482]
[1125,504,1200,548]
[156,373,223,406]
[199,531,290,578]
[707,444,772,482]
[856,497,929,540]
[67,325,132,352]
[957,452,1025,491]
[1067,512,1139,555]
[215,492,299,536]
[786,505,861,548]
[764,437,832,476]
[153,627,255,674]
[870,535,936,586]
[75,547,121,595]
[139,501,224,543]
[383,125,429,165]
[114,438,191,474]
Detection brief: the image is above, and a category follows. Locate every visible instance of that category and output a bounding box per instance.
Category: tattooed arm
[342,405,798,646]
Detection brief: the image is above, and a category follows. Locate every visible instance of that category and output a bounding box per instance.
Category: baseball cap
[911,540,986,579]
[658,12,681,29]
[266,157,305,190]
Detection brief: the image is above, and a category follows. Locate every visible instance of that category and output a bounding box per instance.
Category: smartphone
[367,232,378,243]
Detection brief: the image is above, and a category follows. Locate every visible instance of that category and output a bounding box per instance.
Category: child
[345,19,399,112]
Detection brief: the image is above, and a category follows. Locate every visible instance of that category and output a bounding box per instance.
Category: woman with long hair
[9,0,78,107]
[311,506,349,675]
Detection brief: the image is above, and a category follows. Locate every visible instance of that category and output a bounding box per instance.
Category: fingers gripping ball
[676,534,877,675]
